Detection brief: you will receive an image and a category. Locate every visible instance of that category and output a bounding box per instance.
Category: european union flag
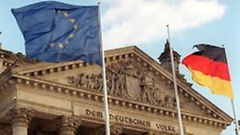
[12,1,101,65]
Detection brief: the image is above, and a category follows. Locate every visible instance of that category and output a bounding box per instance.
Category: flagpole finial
[166,24,170,43]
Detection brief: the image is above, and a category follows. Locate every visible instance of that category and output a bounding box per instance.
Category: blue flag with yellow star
[12,1,101,65]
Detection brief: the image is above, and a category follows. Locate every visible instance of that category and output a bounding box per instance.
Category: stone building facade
[0,41,233,135]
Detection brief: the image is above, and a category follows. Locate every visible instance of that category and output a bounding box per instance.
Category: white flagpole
[223,45,239,135]
[98,2,110,135]
[231,99,240,135]
[166,25,184,135]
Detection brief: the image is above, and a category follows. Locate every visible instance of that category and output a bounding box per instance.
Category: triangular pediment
[8,46,232,124]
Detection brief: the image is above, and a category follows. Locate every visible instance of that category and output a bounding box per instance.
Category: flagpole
[166,25,184,135]
[98,2,110,135]
[231,99,240,135]
[222,45,239,135]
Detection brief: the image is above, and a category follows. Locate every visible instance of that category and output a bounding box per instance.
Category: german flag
[182,44,233,99]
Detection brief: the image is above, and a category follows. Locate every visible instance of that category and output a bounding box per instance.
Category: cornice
[13,60,87,76]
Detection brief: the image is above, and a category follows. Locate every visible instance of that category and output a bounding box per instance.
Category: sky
[0,0,240,134]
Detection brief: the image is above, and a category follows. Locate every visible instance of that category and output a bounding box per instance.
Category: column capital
[6,107,35,128]
[57,116,81,135]
[110,125,123,135]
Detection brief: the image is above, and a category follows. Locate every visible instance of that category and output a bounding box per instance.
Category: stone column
[7,108,34,135]
[57,116,81,135]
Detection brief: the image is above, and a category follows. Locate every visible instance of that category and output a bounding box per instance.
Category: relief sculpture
[66,61,176,109]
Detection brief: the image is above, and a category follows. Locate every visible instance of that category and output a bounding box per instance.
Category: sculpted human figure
[139,71,147,101]
[152,83,163,104]
[106,70,113,94]
[80,73,88,88]
[86,74,95,90]
[143,81,156,103]
[96,74,103,92]
[115,68,126,96]
[112,73,118,95]
[163,95,172,108]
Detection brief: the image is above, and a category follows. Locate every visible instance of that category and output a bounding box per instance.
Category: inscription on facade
[85,109,176,133]
[156,123,175,132]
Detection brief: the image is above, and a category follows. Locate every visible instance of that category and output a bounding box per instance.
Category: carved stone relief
[66,60,176,109]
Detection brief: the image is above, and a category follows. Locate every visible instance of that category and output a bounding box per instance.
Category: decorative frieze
[66,60,176,110]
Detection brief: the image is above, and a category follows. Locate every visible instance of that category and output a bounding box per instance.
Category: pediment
[10,46,232,124]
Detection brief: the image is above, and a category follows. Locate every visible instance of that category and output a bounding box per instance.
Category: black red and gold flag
[182,44,233,99]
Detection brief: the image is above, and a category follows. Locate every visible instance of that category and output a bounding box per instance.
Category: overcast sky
[1,0,240,135]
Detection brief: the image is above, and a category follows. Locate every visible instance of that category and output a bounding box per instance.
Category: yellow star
[74,25,78,30]
[63,12,68,17]
[69,19,75,23]
[55,10,61,14]
[58,43,64,48]
[50,43,55,48]
[69,34,74,38]
[65,40,69,44]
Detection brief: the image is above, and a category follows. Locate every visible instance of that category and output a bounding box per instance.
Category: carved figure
[139,71,147,101]
[86,74,95,90]
[152,86,162,104]
[115,68,126,96]
[95,74,103,92]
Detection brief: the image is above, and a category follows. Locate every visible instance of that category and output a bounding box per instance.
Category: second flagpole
[98,2,111,135]
[167,24,184,135]
[231,99,240,135]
